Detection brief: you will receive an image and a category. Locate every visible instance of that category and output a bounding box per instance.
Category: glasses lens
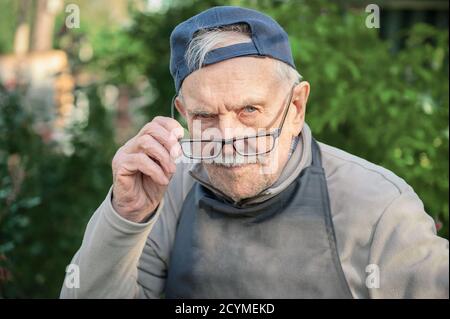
[180,140,222,159]
[234,134,276,156]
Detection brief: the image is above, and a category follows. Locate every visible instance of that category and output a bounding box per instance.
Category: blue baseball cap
[169,6,296,93]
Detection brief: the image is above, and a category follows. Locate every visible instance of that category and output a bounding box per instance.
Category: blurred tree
[32,0,64,52]
[13,0,31,55]
[0,84,117,297]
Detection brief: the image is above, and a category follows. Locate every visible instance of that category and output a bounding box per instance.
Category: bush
[0,85,117,297]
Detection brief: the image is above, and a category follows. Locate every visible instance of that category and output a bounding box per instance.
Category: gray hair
[184,23,302,86]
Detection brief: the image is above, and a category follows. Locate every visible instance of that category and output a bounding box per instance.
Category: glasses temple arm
[277,82,299,135]
[171,95,177,119]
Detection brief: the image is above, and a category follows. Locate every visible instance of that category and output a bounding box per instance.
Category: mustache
[205,154,260,168]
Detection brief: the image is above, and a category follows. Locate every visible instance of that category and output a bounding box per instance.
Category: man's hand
[111,116,184,223]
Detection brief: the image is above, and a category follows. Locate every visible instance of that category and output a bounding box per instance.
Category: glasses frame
[171,81,300,160]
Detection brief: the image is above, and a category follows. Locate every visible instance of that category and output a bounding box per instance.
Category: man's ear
[290,81,310,136]
[174,95,187,118]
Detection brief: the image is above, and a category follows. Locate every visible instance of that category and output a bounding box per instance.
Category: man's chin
[204,164,273,201]
[215,183,260,202]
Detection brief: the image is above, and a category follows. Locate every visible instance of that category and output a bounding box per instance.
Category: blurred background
[0,0,448,298]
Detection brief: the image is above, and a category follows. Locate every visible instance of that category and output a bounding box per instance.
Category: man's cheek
[258,150,279,175]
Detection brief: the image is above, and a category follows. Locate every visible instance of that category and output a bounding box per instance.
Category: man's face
[176,56,309,202]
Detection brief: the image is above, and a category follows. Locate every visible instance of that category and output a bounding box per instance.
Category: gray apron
[164,138,353,298]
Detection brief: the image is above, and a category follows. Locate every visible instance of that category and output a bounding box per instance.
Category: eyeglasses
[171,81,299,160]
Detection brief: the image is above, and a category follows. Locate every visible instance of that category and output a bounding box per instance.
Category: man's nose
[218,115,237,157]
[222,142,235,157]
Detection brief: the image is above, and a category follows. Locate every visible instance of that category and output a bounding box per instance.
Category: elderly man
[60,6,448,299]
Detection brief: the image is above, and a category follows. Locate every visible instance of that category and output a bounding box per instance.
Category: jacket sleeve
[59,186,164,298]
[368,185,449,298]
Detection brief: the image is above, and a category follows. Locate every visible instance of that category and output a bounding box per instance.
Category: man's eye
[243,105,257,113]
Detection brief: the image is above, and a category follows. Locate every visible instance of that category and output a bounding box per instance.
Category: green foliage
[0,0,16,54]
[0,85,117,297]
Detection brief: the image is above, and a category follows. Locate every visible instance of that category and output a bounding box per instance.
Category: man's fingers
[136,134,176,175]
[139,117,184,142]
[119,153,169,186]
[136,122,182,158]
[153,116,185,139]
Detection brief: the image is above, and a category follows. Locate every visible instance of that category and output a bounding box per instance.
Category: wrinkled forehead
[180,56,282,108]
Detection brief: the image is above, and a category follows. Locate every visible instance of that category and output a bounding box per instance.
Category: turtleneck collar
[187,122,314,208]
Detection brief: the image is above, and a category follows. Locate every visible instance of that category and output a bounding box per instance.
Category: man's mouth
[212,163,254,170]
